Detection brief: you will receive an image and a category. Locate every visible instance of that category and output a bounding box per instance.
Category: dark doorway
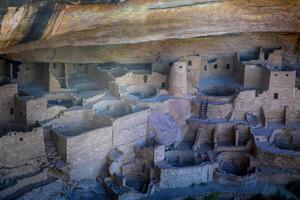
[12,65,19,79]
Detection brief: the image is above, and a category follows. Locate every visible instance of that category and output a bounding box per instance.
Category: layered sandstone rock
[0,0,300,54]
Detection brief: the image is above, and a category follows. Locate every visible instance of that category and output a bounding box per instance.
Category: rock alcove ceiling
[0,0,299,63]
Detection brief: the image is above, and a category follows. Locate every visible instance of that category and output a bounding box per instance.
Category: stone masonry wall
[233,53,245,85]
[287,103,300,122]
[264,71,296,105]
[48,63,66,92]
[115,72,167,88]
[0,83,17,125]
[216,123,235,145]
[197,124,215,145]
[158,162,218,189]
[199,55,234,80]
[16,63,45,85]
[178,55,201,94]
[16,96,66,126]
[267,49,283,68]
[243,64,266,89]
[51,109,150,180]
[27,97,66,125]
[15,96,27,125]
[67,127,113,180]
[0,127,47,180]
[207,103,233,119]
[233,90,261,120]
[113,109,150,153]
[87,67,114,89]
[256,146,300,170]
[169,62,187,97]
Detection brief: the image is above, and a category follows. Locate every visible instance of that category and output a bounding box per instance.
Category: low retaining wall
[156,162,218,189]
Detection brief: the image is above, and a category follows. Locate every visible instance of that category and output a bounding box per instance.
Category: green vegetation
[203,192,221,200]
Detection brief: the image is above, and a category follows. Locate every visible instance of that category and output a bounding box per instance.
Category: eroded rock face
[0,0,300,54]
[147,112,182,147]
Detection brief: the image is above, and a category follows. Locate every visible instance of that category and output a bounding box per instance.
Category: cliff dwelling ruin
[1,1,300,200]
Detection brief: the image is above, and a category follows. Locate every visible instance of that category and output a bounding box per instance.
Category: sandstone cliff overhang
[0,0,300,54]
